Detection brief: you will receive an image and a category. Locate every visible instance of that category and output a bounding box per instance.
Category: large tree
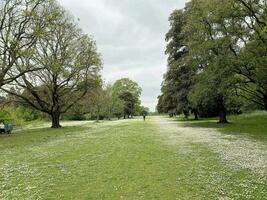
[187,0,267,111]
[185,0,241,123]
[2,1,102,128]
[158,9,198,119]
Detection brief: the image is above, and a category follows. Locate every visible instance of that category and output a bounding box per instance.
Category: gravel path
[153,116,267,176]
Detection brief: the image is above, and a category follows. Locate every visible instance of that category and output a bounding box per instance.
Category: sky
[58,0,188,111]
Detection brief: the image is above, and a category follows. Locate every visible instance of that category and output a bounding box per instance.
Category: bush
[0,105,42,126]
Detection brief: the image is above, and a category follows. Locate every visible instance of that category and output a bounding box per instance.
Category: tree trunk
[192,109,199,120]
[218,98,228,124]
[183,110,189,119]
[51,112,61,128]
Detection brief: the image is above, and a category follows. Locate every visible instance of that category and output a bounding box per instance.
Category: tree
[2,1,102,128]
[189,0,267,110]
[113,78,142,99]
[139,106,149,116]
[208,0,267,110]
[104,84,124,120]
[0,0,51,87]
[89,83,125,120]
[113,78,142,119]
[156,95,165,114]
[110,93,124,119]
[90,87,107,121]
[184,0,244,123]
[158,9,198,119]
[119,91,137,118]
[64,82,125,121]
[62,77,102,120]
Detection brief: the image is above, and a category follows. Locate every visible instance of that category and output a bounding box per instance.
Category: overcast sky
[59,0,187,111]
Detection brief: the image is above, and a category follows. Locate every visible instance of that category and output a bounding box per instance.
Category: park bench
[0,123,13,134]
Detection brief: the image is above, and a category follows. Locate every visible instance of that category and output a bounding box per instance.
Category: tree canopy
[0,0,51,87]
[113,78,142,118]
[158,0,267,123]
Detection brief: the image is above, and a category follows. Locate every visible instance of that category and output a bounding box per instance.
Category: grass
[0,117,266,199]
[176,111,267,141]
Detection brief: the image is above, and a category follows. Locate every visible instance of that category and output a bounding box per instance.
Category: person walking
[143,114,146,121]
[141,109,148,121]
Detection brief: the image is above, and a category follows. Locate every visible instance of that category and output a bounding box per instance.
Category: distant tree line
[65,78,148,121]
[157,0,267,123]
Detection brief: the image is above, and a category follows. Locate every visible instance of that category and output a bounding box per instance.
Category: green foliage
[1,0,102,128]
[0,106,42,126]
[113,78,142,118]
[158,0,267,123]
[105,84,124,119]
[119,91,136,117]
[113,78,142,98]
[158,9,195,116]
[0,0,51,87]
[179,111,267,141]
[139,106,149,116]
[64,80,140,121]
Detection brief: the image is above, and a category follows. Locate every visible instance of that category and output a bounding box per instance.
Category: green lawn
[177,111,267,141]
[0,117,266,199]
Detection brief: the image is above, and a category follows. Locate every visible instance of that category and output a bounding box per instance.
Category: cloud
[59,0,187,111]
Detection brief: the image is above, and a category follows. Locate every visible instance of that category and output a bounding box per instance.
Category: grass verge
[176,111,267,141]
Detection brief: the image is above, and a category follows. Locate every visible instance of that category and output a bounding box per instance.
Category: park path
[151,116,267,176]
